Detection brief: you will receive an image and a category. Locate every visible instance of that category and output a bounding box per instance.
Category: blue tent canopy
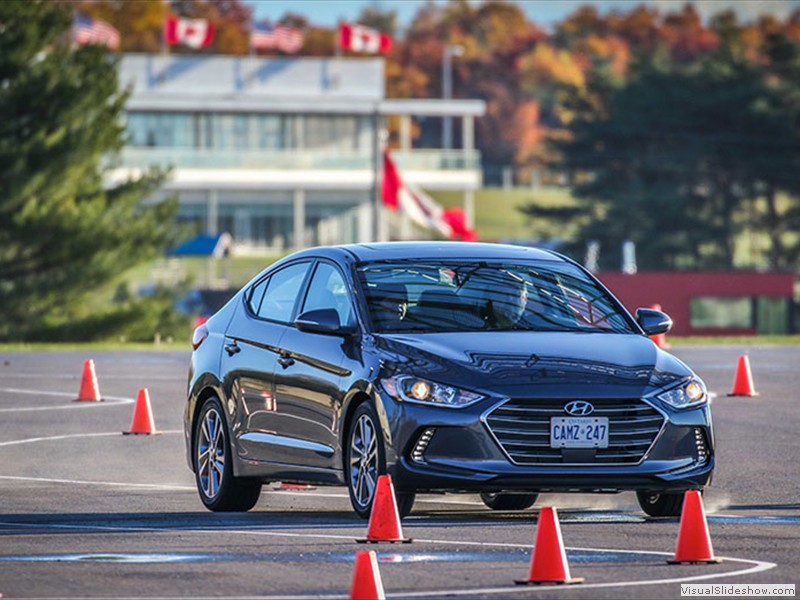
[168,233,232,258]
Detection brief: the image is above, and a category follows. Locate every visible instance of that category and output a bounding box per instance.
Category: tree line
[2,1,799,341]
[83,0,800,269]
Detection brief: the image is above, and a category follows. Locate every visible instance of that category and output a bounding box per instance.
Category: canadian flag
[164,14,215,49]
[382,151,477,241]
[339,22,392,54]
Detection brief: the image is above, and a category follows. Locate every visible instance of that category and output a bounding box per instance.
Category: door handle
[224,341,241,356]
[277,354,295,368]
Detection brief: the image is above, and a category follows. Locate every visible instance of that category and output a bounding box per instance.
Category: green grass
[668,335,800,346]
[428,186,579,242]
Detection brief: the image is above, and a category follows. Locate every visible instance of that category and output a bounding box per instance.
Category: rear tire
[636,491,684,517]
[194,396,262,512]
[346,401,415,519]
[480,492,538,511]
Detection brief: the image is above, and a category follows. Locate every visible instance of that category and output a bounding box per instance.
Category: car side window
[301,262,353,325]
[257,262,311,323]
[247,276,270,315]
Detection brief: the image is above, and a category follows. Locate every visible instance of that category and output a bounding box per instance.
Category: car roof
[333,242,562,262]
[249,243,568,290]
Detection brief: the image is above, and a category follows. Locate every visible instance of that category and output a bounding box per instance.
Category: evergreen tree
[0,0,178,340]
[528,43,800,270]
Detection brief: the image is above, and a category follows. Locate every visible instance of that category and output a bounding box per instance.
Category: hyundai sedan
[185,242,714,518]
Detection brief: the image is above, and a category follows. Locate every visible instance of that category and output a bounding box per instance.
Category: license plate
[550,417,609,448]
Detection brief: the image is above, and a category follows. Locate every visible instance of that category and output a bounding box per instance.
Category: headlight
[381,375,485,408]
[656,378,707,409]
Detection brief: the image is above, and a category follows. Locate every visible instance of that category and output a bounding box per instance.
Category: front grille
[485,398,664,465]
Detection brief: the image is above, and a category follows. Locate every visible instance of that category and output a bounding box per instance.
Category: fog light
[694,428,708,463]
[411,428,436,463]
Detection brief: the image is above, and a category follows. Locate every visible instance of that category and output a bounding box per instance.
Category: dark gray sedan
[185,242,714,518]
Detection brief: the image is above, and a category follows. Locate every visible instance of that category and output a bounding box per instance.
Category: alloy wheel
[197,406,225,500]
[349,413,379,510]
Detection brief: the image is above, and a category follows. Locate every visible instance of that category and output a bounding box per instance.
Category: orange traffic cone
[515,506,583,585]
[123,388,160,435]
[649,304,670,349]
[667,490,721,564]
[357,475,412,544]
[75,359,102,402]
[349,551,385,600]
[727,355,758,397]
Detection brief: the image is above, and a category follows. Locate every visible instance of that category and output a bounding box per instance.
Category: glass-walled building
[112,54,484,253]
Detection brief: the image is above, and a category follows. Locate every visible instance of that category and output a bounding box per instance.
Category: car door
[221,260,312,464]
[271,260,358,470]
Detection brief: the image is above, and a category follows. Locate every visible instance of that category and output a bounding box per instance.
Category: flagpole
[372,104,382,243]
[162,0,170,56]
[333,18,343,89]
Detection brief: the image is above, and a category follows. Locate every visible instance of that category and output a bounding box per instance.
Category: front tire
[194,396,261,512]
[480,492,538,511]
[637,491,684,517]
[346,401,415,519]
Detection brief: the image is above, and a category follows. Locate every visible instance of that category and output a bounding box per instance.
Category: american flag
[250,21,303,54]
[74,14,120,50]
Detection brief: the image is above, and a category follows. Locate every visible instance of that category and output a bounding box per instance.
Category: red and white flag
[74,14,120,50]
[339,22,392,54]
[164,14,215,49]
[251,21,304,54]
[382,151,477,241]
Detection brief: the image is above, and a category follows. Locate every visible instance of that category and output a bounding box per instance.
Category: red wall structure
[596,271,795,336]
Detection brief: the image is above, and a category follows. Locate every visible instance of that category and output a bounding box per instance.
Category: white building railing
[116,147,481,171]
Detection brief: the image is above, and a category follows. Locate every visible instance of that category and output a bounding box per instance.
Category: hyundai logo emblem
[564,400,594,416]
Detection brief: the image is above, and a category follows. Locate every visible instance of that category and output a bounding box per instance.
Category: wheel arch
[339,380,400,477]
[187,377,227,474]
[340,387,372,474]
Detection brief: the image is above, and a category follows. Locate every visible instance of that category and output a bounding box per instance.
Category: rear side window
[256,262,311,323]
[247,277,270,314]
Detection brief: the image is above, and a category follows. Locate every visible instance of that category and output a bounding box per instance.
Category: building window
[126,112,193,147]
[690,297,753,329]
[126,111,376,153]
[175,198,208,235]
[216,195,294,249]
[756,298,789,335]
[256,114,285,149]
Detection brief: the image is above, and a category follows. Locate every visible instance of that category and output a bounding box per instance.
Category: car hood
[372,331,692,398]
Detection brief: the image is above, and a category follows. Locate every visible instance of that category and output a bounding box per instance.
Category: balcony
[117,147,481,172]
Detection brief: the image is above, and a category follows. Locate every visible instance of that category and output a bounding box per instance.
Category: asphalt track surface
[0,345,798,599]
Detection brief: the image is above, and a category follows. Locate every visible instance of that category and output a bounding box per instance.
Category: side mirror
[295,308,355,336]
[635,308,673,336]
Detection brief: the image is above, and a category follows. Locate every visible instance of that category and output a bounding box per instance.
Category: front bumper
[380,393,714,494]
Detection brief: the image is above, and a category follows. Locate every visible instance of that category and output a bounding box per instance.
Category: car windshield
[357,260,635,334]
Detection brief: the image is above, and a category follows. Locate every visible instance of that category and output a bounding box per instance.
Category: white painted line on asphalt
[0,474,193,491]
[0,520,777,597]
[0,388,133,411]
[5,374,180,380]
[389,556,775,598]
[0,430,182,448]
[266,489,483,507]
[0,471,479,506]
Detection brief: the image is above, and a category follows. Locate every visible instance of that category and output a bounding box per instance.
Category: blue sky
[247,0,800,29]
